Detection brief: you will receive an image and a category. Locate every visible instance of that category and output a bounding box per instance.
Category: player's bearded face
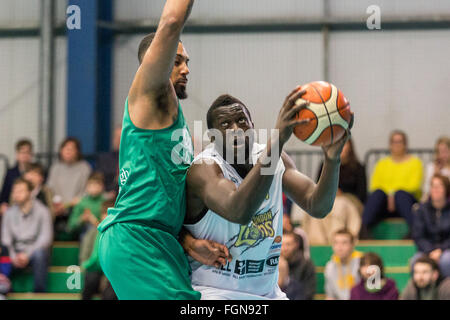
[171,43,190,100]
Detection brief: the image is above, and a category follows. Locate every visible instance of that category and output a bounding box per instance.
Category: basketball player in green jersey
[97,0,229,299]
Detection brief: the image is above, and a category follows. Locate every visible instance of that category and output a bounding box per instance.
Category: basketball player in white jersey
[182,89,353,299]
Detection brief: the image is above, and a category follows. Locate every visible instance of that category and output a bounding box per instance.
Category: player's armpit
[186,161,241,223]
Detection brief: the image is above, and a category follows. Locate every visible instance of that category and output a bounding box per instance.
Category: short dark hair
[207,94,252,129]
[26,163,45,177]
[13,177,33,192]
[333,228,355,243]
[88,172,105,184]
[138,32,183,65]
[15,139,32,151]
[390,130,408,146]
[283,230,304,252]
[360,252,385,278]
[414,255,440,273]
[431,173,450,199]
[59,137,82,161]
[138,33,156,65]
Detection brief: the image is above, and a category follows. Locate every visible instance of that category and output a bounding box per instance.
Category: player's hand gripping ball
[293,81,352,146]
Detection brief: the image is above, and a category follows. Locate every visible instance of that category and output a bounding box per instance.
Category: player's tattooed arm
[178,227,232,268]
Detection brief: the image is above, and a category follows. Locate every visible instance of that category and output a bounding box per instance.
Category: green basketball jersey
[98,98,194,237]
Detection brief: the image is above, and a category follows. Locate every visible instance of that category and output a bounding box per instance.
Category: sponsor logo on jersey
[119,168,130,186]
[229,210,277,253]
[266,255,280,267]
[233,259,265,275]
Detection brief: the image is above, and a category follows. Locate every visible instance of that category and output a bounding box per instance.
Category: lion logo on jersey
[227,209,278,254]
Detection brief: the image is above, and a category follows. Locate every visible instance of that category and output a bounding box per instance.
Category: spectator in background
[360,130,423,239]
[411,174,450,277]
[1,178,53,292]
[79,199,117,300]
[0,245,12,300]
[401,255,450,300]
[282,213,310,259]
[96,127,121,199]
[67,172,106,241]
[350,252,399,300]
[294,195,361,245]
[278,256,305,300]
[422,136,450,202]
[0,139,33,215]
[23,163,54,218]
[325,229,362,300]
[281,231,316,300]
[47,138,92,237]
[317,138,367,208]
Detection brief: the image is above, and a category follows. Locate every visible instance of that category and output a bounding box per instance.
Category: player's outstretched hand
[187,239,233,268]
[275,87,311,145]
[322,112,354,161]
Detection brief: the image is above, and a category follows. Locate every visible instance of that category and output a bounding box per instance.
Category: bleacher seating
[6,219,415,300]
[1,149,425,299]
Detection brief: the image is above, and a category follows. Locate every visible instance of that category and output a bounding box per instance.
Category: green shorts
[98,222,201,300]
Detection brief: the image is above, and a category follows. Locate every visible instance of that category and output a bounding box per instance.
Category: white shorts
[193,285,288,300]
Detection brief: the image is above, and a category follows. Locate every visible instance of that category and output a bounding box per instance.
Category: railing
[286,148,434,183]
[364,148,434,179]
[285,150,324,180]
[0,148,435,187]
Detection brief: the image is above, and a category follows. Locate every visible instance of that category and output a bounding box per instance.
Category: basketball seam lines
[310,84,334,144]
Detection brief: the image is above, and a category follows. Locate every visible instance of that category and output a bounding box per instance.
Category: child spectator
[401,255,450,300]
[23,163,54,217]
[278,256,305,300]
[422,136,450,201]
[79,199,117,300]
[412,174,450,277]
[361,130,423,239]
[0,245,12,300]
[350,252,399,300]
[1,178,53,293]
[325,229,363,300]
[0,139,33,215]
[281,231,316,300]
[282,213,310,259]
[67,172,106,241]
[47,137,92,237]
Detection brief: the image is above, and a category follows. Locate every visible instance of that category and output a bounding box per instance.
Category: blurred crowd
[0,127,122,300]
[0,129,449,300]
[284,131,450,300]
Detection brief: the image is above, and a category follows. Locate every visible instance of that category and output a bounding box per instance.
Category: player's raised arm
[185,90,310,225]
[128,0,194,129]
[281,132,350,219]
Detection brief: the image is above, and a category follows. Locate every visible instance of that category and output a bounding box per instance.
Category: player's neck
[232,163,252,179]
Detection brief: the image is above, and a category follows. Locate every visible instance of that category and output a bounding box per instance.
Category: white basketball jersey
[184,142,287,300]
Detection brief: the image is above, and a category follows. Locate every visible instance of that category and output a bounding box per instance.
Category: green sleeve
[67,200,85,232]
[81,232,102,272]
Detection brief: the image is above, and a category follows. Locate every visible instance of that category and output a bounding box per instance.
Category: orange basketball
[293,81,352,146]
